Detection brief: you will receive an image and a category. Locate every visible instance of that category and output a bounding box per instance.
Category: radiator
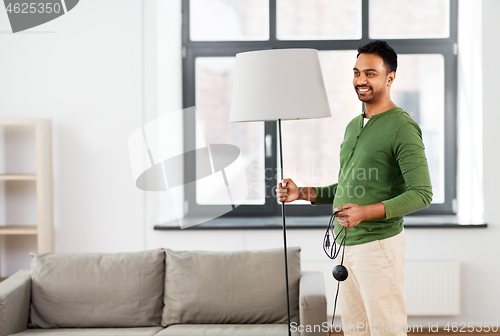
[302,260,461,316]
[404,260,461,316]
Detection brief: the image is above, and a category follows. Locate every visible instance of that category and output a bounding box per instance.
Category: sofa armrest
[0,270,31,336]
[299,271,328,336]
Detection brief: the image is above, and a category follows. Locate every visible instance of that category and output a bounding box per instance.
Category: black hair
[357,40,398,74]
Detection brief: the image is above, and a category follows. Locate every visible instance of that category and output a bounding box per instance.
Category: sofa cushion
[156,324,299,336]
[29,250,165,328]
[161,247,301,327]
[8,327,164,336]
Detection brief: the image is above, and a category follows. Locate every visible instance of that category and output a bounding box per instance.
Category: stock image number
[6,2,62,14]
[444,322,499,333]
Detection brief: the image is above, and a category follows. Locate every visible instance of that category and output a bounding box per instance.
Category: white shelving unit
[0,119,53,279]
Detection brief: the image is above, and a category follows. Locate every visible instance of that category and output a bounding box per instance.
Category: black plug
[332,265,348,281]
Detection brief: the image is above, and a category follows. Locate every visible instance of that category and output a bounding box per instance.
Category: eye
[367,73,375,77]
[353,71,360,76]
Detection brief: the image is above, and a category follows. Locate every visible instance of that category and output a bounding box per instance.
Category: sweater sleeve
[311,183,338,206]
[382,122,433,218]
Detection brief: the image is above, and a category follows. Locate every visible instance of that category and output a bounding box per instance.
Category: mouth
[356,87,371,94]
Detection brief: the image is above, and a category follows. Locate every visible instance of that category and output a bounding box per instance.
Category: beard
[355,85,378,103]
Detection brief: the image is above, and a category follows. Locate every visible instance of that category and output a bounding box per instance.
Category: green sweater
[313,107,432,245]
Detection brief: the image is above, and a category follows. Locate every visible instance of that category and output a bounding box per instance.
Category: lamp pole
[278,118,292,336]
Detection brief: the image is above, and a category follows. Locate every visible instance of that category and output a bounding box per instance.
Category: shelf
[0,226,38,235]
[0,119,53,279]
[0,119,49,125]
[0,174,37,181]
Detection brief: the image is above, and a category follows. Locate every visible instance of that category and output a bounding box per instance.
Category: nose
[356,74,368,86]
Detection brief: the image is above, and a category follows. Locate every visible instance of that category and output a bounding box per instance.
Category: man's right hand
[276,178,299,203]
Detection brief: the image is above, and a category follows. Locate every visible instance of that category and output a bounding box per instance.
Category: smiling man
[277,41,432,335]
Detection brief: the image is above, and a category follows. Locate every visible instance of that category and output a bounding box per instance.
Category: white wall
[0,0,146,276]
[0,0,498,326]
[479,0,500,322]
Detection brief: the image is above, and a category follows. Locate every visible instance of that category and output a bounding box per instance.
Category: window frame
[181,0,458,218]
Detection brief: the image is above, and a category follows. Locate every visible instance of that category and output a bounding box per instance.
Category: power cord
[323,211,348,336]
[323,211,347,259]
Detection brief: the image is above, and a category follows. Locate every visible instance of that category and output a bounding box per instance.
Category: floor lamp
[229,49,331,335]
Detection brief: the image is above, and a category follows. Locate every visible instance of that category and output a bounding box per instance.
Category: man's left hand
[334,203,367,228]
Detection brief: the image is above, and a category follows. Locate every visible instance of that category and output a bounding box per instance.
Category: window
[182,0,458,219]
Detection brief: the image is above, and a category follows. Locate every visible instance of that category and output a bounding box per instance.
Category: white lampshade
[230,48,331,122]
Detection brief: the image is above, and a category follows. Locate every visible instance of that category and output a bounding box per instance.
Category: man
[276,40,432,336]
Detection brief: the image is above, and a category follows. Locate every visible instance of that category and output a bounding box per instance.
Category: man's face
[353,53,395,104]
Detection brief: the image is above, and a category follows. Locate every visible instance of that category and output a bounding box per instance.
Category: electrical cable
[323,211,348,336]
[329,279,341,336]
[323,211,347,260]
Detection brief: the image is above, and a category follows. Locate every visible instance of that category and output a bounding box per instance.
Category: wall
[479,0,500,322]
[0,0,498,326]
[0,0,146,276]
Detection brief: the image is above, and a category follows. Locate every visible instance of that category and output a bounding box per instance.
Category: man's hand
[334,203,367,228]
[335,202,386,228]
[276,178,299,203]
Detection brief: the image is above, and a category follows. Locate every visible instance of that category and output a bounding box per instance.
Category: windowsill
[153,215,487,230]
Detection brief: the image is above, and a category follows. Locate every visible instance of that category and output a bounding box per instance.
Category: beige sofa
[0,248,328,336]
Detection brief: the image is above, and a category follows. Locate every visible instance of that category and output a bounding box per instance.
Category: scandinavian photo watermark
[290,322,422,334]
[261,165,380,201]
[128,107,381,228]
[290,322,499,334]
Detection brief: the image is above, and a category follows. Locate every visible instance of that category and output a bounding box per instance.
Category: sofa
[0,247,328,336]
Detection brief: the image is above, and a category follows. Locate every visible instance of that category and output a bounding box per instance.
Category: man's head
[353,40,398,104]
[357,40,398,74]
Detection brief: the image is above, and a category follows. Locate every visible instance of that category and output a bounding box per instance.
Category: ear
[387,71,396,86]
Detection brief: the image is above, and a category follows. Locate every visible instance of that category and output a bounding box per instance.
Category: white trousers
[338,230,407,336]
